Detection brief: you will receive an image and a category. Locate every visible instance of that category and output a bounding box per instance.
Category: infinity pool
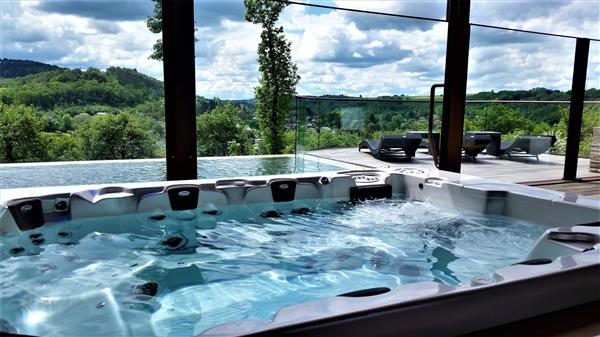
[0,156,343,189]
[0,197,547,337]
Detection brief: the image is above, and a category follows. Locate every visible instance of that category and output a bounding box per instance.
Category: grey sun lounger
[358,135,422,160]
[466,131,502,156]
[407,131,440,155]
[462,134,491,161]
[499,136,553,161]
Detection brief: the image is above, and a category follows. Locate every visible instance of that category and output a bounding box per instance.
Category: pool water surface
[0,156,343,189]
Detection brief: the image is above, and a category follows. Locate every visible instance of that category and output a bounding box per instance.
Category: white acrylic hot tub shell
[0,168,598,337]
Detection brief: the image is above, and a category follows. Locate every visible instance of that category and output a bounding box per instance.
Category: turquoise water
[0,198,548,337]
[0,156,342,189]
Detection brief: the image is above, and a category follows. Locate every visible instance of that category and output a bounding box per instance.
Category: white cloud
[471,0,599,39]
[194,20,262,99]
[467,37,577,92]
[364,40,384,49]
[2,2,162,79]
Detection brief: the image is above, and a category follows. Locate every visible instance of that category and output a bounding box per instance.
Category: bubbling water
[0,198,547,337]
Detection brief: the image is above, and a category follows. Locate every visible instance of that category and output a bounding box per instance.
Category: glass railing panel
[582,41,600,178]
[284,0,448,171]
[464,102,575,182]
[294,97,434,159]
[293,95,598,184]
[293,97,311,170]
[466,25,577,182]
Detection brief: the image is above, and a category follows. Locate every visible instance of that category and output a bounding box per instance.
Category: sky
[1,0,599,99]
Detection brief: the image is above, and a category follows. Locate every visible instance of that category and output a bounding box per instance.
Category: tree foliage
[196,103,253,156]
[2,58,600,162]
[465,104,535,134]
[0,67,164,110]
[555,104,600,157]
[78,113,158,160]
[245,0,300,154]
[146,0,163,61]
[44,132,84,161]
[0,104,47,162]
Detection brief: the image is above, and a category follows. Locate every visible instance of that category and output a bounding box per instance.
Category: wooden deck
[526,179,600,199]
[307,147,600,199]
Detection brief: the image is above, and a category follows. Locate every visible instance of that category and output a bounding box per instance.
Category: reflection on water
[256,157,294,176]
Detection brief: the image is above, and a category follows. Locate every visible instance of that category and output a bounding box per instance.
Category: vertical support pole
[439,0,471,173]
[162,0,197,180]
[563,38,589,181]
[294,97,299,170]
[317,101,321,149]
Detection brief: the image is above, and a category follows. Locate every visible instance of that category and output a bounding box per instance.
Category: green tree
[0,104,48,162]
[365,113,379,138]
[59,113,74,131]
[245,0,300,154]
[146,0,163,61]
[196,103,253,156]
[0,68,163,110]
[555,104,600,157]
[72,113,92,129]
[78,112,158,160]
[466,104,534,135]
[44,132,84,161]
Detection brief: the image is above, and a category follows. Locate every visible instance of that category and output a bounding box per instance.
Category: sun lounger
[466,131,502,156]
[407,131,440,155]
[462,134,491,161]
[358,135,422,160]
[499,136,553,161]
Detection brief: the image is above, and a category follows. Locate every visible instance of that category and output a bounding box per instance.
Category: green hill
[0,66,164,111]
[0,59,65,78]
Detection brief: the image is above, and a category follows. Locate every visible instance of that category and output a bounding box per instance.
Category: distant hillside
[0,66,164,110]
[469,87,600,101]
[0,59,65,78]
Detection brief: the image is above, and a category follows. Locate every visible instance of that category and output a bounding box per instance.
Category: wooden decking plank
[538,181,600,198]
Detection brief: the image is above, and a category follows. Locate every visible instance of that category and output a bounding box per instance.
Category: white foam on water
[0,198,548,337]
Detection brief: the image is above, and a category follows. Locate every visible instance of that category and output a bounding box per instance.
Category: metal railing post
[429,84,445,169]
[317,101,321,149]
[163,0,197,180]
[439,0,471,173]
[563,38,590,181]
[294,97,299,169]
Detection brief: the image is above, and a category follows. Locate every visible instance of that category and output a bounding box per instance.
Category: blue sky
[1,0,599,99]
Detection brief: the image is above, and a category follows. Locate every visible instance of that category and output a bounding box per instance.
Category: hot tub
[0,168,598,337]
